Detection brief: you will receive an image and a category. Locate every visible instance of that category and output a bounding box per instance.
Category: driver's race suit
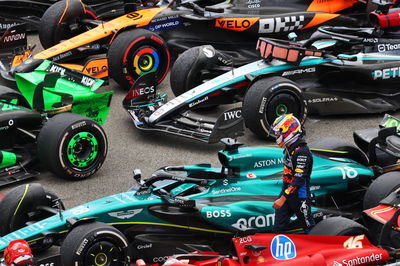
[273,138,315,233]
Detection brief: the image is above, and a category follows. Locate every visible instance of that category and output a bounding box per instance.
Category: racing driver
[270,114,315,233]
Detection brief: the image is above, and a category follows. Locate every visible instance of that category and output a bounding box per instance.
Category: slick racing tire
[0,184,64,251]
[108,29,170,90]
[61,222,130,266]
[170,46,211,97]
[0,85,30,108]
[363,171,400,210]
[362,172,400,244]
[37,113,107,180]
[310,216,368,236]
[242,76,307,139]
[39,0,98,49]
[170,46,202,96]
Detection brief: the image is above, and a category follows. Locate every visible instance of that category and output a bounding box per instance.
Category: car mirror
[133,169,142,184]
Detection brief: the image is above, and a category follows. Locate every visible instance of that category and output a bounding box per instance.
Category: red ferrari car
[147,233,391,266]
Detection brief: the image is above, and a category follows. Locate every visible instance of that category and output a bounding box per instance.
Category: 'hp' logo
[271,235,296,260]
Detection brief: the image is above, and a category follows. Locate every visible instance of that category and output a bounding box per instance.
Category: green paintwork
[0,145,376,251]
[0,102,23,111]
[14,60,113,125]
[0,151,17,168]
[381,114,400,131]
[66,131,99,168]
[275,103,288,116]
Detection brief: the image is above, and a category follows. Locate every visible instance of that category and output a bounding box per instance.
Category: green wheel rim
[275,103,288,116]
[66,132,99,168]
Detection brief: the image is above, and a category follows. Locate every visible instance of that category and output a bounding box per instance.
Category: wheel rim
[132,46,160,76]
[94,253,108,266]
[265,92,301,126]
[275,103,288,116]
[85,241,124,266]
[66,132,99,168]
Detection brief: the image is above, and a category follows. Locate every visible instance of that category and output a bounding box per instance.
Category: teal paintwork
[0,145,375,252]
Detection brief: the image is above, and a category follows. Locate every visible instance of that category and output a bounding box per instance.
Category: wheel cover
[85,241,124,266]
[266,92,301,125]
[275,103,288,116]
[66,132,98,168]
[133,46,160,76]
[94,253,108,266]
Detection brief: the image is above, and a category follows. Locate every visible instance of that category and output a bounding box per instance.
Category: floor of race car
[0,33,399,262]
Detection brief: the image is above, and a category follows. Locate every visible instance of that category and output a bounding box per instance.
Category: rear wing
[0,23,29,80]
[15,60,112,124]
[0,23,26,52]
[44,62,99,88]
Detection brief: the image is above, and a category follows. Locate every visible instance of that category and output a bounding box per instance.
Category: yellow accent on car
[14,184,29,215]
[108,221,231,234]
[310,148,348,154]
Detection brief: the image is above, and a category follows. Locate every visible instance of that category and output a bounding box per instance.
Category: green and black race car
[0,60,113,186]
[0,114,399,265]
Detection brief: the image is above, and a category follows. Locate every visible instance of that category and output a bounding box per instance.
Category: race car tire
[242,76,307,139]
[362,172,400,244]
[363,171,400,210]
[310,216,368,236]
[309,137,369,165]
[108,29,170,90]
[61,222,130,265]
[170,46,206,96]
[0,85,30,108]
[0,184,64,251]
[37,113,107,180]
[0,183,46,236]
[39,0,98,49]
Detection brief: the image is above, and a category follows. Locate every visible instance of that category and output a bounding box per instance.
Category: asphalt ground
[0,33,399,210]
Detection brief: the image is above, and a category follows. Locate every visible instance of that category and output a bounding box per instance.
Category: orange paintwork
[33,7,164,60]
[11,51,32,67]
[59,63,84,70]
[307,0,359,13]
[59,58,109,78]
[215,17,259,31]
[302,13,340,29]
[82,58,109,78]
